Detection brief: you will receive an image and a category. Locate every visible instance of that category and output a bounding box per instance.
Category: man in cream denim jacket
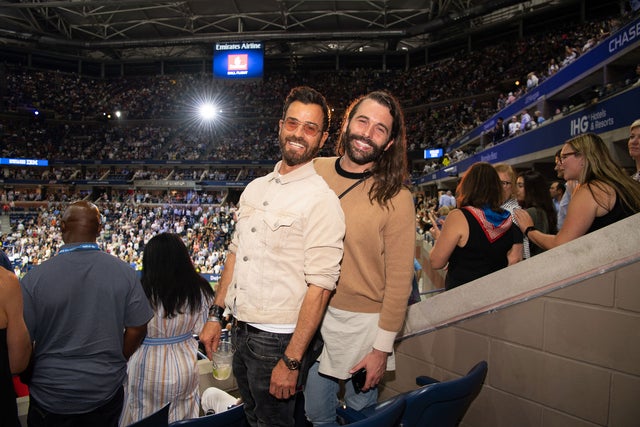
[199,86,345,427]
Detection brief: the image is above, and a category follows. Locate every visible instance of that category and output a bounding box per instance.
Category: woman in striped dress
[120,233,215,425]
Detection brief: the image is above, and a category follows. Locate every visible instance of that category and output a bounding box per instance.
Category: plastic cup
[212,340,235,380]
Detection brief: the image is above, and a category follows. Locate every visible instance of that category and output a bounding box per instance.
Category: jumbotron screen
[213,41,264,80]
[424,148,444,159]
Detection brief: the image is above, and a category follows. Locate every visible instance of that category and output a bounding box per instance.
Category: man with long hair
[304,91,415,426]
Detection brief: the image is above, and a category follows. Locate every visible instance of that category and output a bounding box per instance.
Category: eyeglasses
[559,151,579,164]
[282,117,322,137]
[500,180,512,187]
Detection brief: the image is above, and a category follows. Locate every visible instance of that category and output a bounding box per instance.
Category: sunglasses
[282,117,322,137]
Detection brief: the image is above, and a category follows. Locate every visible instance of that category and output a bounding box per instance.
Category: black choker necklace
[335,157,370,180]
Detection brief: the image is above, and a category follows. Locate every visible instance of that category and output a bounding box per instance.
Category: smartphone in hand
[352,368,367,393]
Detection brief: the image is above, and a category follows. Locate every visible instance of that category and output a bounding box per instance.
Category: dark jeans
[233,322,296,427]
[27,386,124,427]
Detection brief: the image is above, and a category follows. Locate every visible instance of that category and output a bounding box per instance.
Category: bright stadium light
[198,103,218,121]
[180,90,231,134]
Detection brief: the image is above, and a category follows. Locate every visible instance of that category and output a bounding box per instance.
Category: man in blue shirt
[21,201,153,427]
[438,190,456,209]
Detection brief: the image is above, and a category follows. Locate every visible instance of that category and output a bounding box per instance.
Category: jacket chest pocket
[260,212,299,249]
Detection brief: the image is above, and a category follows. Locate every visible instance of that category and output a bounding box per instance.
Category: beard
[279,134,320,167]
[343,130,386,165]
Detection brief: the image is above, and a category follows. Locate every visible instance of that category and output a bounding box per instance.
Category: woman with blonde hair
[515,133,640,249]
[433,205,450,229]
[494,163,526,259]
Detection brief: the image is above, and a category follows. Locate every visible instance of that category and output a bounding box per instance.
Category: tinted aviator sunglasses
[283,117,322,137]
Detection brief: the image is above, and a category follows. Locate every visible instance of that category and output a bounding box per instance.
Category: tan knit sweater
[314,157,415,334]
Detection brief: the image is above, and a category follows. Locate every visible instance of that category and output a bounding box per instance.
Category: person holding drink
[199,86,345,427]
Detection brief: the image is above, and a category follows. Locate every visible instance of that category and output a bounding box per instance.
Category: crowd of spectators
[2,197,236,277]
[2,188,228,205]
[1,16,630,166]
[0,163,271,184]
[0,12,636,274]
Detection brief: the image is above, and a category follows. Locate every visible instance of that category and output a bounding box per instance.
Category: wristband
[524,226,536,238]
[207,305,225,322]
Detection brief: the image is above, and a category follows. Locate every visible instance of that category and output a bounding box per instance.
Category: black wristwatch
[207,305,225,322]
[282,354,301,371]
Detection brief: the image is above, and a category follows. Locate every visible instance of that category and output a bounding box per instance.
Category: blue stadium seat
[168,403,246,427]
[338,360,487,427]
[339,395,405,427]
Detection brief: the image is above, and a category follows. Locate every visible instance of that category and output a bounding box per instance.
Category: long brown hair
[565,133,640,213]
[457,162,504,211]
[518,170,558,233]
[335,91,408,206]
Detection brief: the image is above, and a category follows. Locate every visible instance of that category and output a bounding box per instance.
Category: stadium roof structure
[0,0,551,61]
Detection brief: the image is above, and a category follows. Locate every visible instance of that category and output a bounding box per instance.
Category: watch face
[284,355,300,370]
[288,360,300,370]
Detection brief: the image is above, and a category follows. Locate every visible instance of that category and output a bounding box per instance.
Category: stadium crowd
[2,198,236,277]
[1,15,628,165]
[0,12,636,275]
[2,4,640,425]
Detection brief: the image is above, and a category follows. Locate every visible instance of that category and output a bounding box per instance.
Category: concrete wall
[381,213,640,427]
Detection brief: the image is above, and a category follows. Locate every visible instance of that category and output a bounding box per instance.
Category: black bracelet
[524,226,536,238]
[207,305,225,322]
